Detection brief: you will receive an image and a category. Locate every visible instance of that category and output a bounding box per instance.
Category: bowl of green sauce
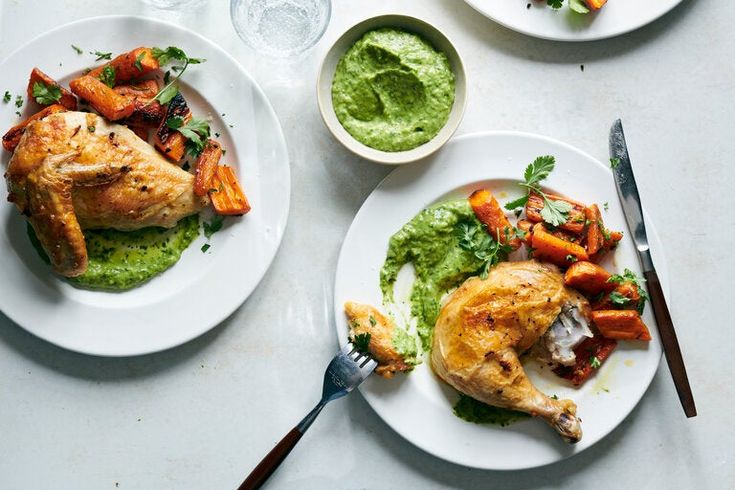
[318,15,467,165]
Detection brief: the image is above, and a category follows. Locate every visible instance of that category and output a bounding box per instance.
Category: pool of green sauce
[28,214,200,290]
[331,27,455,152]
[453,394,530,427]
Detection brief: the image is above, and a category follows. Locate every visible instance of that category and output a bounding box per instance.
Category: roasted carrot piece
[88,47,159,83]
[592,282,641,311]
[531,224,589,267]
[210,166,251,215]
[584,204,605,255]
[154,93,190,163]
[2,104,67,152]
[127,124,149,141]
[69,75,134,121]
[113,79,159,99]
[585,0,608,10]
[589,230,624,263]
[592,310,651,341]
[115,80,165,127]
[469,189,521,250]
[194,140,222,197]
[27,68,77,110]
[564,261,615,296]
[553,334,617,386]
[516,219,534,246]
[525,192,587,235]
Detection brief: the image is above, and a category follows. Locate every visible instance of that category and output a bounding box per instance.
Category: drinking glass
[230,0,331,58]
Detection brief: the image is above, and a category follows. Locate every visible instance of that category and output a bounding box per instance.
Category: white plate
[463,0,685,42]
[333,131,667,470]
[0,16,290,356]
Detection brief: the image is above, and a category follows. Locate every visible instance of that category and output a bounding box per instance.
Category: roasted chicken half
[5,111,208,277]
[431,260,591,443]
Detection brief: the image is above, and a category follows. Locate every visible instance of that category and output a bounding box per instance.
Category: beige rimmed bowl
[317,14,467,165]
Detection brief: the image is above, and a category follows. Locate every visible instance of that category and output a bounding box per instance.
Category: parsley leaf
[92,51,113,61]
[147,47,205,106]
[609,291,632,307]
[98,65,116,88]
[505,155,573,227]
[71,45,83,54]
[457,222,513,279]
[589,356,601,369]
[504,194,529,211]
[352,332,372,354]
[2,91,10,103]
[523,155,556,186]
[14,95,23,108]
[31,81,62,105]
[547,0,564,9]
[610,157,621,169]
[607,268,650,314]
[540,197,573,227]
[167,116,211,157]
[202,214,224,239]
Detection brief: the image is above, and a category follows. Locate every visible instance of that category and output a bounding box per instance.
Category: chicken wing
[431,260,589,443]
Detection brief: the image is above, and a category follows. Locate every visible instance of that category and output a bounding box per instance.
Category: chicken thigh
[5,111,208,277]
[431,260,589,443]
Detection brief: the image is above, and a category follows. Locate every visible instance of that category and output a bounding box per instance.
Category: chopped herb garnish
[148,46,205,106]
[99,65,116,88]
[610,157,621,169]
[166,116,211,157]
[31,81,62,105]
[505,155,573,227]
[135,51,145,71]
[15,111,21,117]
[547,0,563,8]
[221,149,226,156]
[88,125,95,132]
[202,214,224,239]
[3,91,11,103]
[368,315,377,326]
[565,254,578,263]
[603,201,609,211]
[352,332,371,353]
[589,356,601,369]
[92,51,113,61]
[200,243,211,253]
[457,222,513,279]
[71,45,83,55]
[609,291,632,307]
[214,132,220,138]
[551,394,559,400]
[608,269,649,314]
[15,95,23,108]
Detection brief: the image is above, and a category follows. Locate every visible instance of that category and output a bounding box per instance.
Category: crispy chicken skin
[5,111,208,277]
[431,260,588,443]
[345,301,412,379]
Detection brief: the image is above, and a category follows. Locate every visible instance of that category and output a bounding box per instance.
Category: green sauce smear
[28,214,200,290]
[380,199,487,349]
[331,27,455,152]
[453,394,530,427]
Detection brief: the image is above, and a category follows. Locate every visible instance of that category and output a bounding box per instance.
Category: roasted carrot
[589,230,624,263]
[127,124,149,141]
[154,93,190,163]
[553,334,617,386]
[27,68,77,110]
[585,0,608,10]
[584,204,605,255]
[69,75,134,121]
[564,261,615,296]
[525,192,587,235]
[115,80,165,127]
[592,282,641,312]
[531,224,589,267]
[194,140,222,197]
[88,47,159,83]
[2,104,67,152]
[592,310,652,341]
[469,189,521,250]
[210,165,251,215]
[516,219,534,246]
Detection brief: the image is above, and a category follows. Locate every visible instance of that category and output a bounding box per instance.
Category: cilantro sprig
[504,155,573,227]
[352,332,372,354]
[457,222,513,279]
[166,115,211,157]
[31,82,62,105]
[148,46,205,106]
[608,269,650,314]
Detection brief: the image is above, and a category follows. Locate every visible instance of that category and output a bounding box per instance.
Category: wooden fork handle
[239,427,303,490]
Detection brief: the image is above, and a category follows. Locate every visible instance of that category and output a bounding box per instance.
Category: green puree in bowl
[331,28,455,152]
[28,214,200,291]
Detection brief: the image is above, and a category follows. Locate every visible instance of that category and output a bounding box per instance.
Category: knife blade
[609,119,696,418]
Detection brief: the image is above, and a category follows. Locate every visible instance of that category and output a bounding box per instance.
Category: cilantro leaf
[456,222,512,279]
[98,65,116,88]
[539,196,573,227]
[3,91,10,103]
[202,215,224,239]
[509,155,573,226]
[504,194,529,211]
[352,332,372,354]
[31,81,62,105]
[15,95,23,108]
[524,155,556,186]
[147,47,205,107]
[589,356,601,369]
[607,268,649,314]
[167,116,211,157]
[609,291,632,307]
[547,0,564,9]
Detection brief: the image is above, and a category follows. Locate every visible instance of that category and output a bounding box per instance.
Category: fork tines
[347,345,376,369]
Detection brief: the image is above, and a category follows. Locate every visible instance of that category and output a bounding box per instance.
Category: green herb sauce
[453,394,530,427]
[28,214,200,290]
[380,200,487,349]
[331,28,455,152]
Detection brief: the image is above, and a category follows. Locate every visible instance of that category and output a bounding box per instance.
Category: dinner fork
[238,343,377,490]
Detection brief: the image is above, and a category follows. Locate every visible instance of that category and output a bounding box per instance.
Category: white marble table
[0,0,732,488]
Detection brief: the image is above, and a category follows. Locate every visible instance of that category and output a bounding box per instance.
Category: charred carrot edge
[525,192,587,235]
[115,81,165,128]
[27,67,77,110]
[564,261,614,296]
[592,282,641,312]
[531,224,589,267]
[88,47,159,83]
[589,229,624,263]
[194,140,222,197]
[2,104,67,152]
[127,124,149,141]
[69,76,134,121]
[154,92,190,163]
[592,310,651,341]
[584,204,605,255]
[554,334,617,386]
[469,189,521,250]
[210,165,251,216]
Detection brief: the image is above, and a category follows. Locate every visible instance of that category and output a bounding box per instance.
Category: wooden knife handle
[644,269,697,417]
[239,427,303,490]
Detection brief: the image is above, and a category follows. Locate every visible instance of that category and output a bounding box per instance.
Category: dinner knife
[609,119,696,418]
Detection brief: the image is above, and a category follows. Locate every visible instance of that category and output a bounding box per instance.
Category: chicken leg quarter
[5,111,208,277]
[431,260,587,442]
